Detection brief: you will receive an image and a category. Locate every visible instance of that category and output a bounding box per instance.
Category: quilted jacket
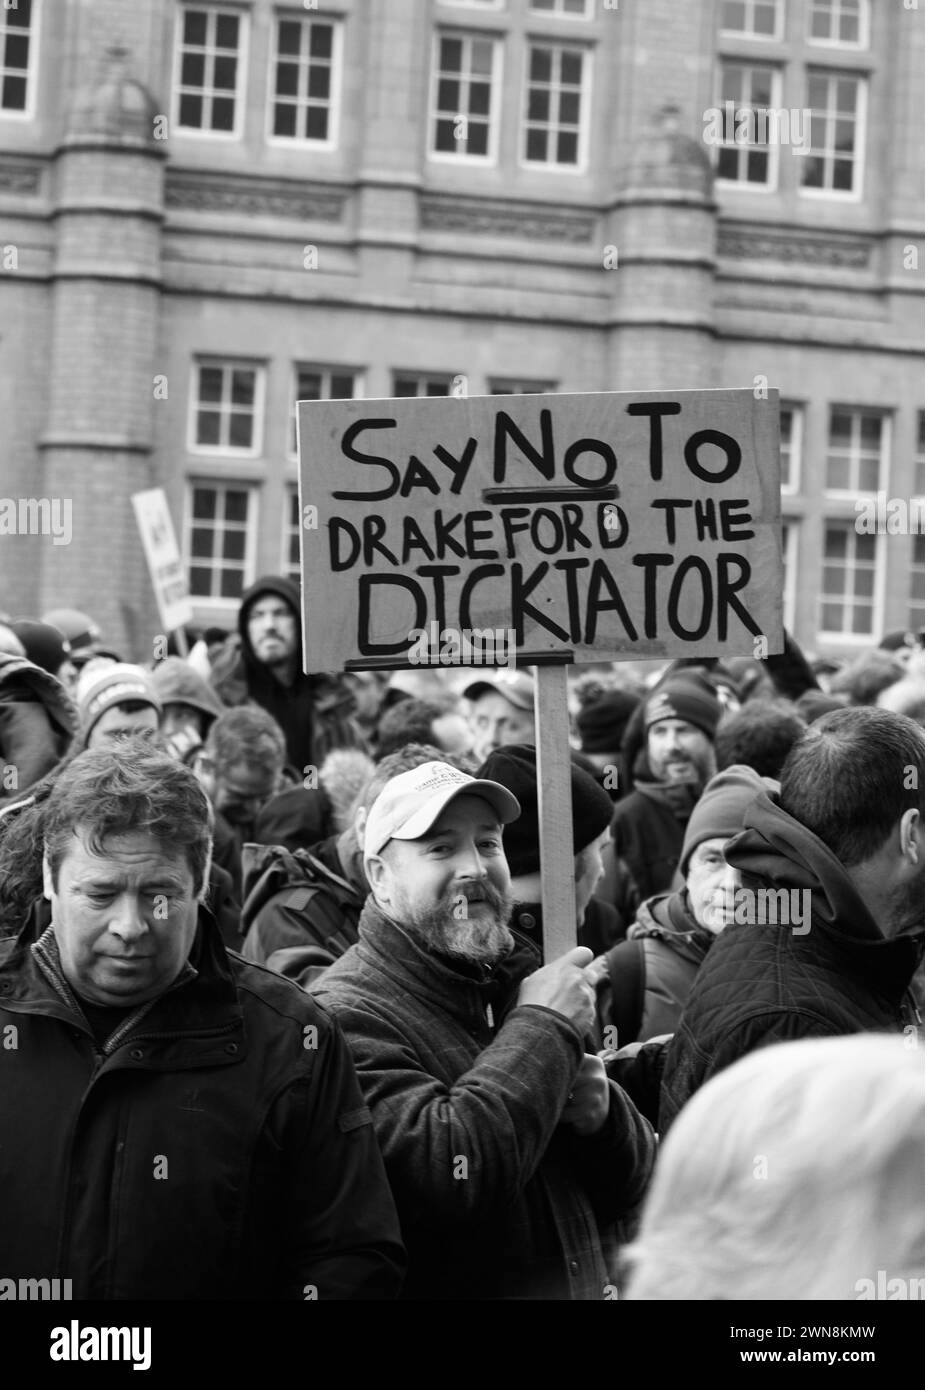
[659,788,925,1133]
[313,901,656,1300]
[0,901,405,1299]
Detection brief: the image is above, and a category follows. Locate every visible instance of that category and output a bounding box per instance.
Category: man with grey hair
[313,759,655,1300]
[0,741,405,1299]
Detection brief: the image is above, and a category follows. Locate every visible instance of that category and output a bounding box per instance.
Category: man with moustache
[312,761,656,1301]
[599,672,722,911]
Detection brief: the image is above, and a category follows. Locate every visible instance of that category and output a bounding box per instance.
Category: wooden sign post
[298,388,784,961]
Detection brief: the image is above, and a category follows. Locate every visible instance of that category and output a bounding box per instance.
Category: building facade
[0,0,923,661]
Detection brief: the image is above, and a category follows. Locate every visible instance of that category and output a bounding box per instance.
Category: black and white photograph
[0,0,923,1369]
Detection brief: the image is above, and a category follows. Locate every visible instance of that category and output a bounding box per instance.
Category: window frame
[188,359,266,459]
[528,0,595,20]
[265,11,343,150]
[823,406,889,498]
[0,0,40,121]
[718,0,785,43]
[519,39,592,174]
[799,67,867,202]
[779,402,803,494]
[184,479,258,605]
[908,533,925,635]
[172,3,249,141]
[714,58,783,193]
[391,372,458,397]
[428,28,504,166]
[489,378,557,394]
[806,0,870,50]
[817,519,882,640]
[780,518,797,633]
[288,363,363,461]
[281,484,302,585]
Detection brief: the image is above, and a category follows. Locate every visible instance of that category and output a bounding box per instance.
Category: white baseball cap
[364,760,521,858]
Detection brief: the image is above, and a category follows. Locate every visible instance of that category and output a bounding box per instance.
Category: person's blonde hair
[623,1034,925,1301]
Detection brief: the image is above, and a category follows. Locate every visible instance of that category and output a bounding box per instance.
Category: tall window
[715,61,780,187]
[522,44,588,169]
[175,6,245,134]
[289,366,358,457]
[269,16,339,143]
[490,378,556,394]
[916,412,925,497]
[283,487,301,584]
[187,484,254,599]
[779,404,802,491]
[781,520,797,631]
[393,373,455,397]
[807,0,869,47]
[824,408,886,493]
[0,0,36,114]
[191,362,264,454]
[800,69,864,195]
[430,32,500,160]
[819,523,877,635]
[719,0,784,39]
[529,0,594,18]
[909,536,925,634]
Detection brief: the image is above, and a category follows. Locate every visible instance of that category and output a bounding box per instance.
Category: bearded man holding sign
[312,760,656,1301]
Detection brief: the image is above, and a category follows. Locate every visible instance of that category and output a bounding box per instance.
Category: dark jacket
[659,789,925,1134]
[596,891,716,1046]
[606,775,698,905]
[0,902,405,1299]
[313,901,656,1301]
[209,574,366,772]
[240,831,364,987]
[0,653,77,796]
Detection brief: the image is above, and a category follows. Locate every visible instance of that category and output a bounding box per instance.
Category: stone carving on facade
[0,161,42,195]
[420,195,594,243]
[165,172,346,221]
[719,225,871,269]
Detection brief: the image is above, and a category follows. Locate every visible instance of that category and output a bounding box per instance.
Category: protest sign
[297,388,783,675]
[131,488,194,640]
[298,388,784,960]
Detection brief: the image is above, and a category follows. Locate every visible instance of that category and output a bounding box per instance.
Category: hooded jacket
[659,789,925,1133]
[0,901,405,1299]
[596,891,716,1046]
[0,652,77,796]
[313,901,656,1300]
[209,575,366,772]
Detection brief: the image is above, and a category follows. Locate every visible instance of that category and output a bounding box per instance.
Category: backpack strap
[601,937,647,1048]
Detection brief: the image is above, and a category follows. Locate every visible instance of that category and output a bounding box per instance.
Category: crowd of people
[1,578,925,1301]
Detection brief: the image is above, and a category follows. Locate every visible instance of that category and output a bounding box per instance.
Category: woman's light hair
[622,1034,925,1301]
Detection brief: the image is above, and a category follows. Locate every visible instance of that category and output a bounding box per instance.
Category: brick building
[0,0,922,661]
